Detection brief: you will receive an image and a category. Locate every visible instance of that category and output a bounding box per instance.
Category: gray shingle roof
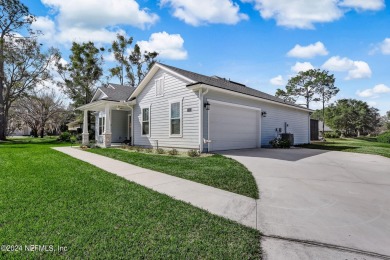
[158,63,307,110]
[99,83,136,101]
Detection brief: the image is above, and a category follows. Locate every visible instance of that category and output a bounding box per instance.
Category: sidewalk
[53,147,257,229]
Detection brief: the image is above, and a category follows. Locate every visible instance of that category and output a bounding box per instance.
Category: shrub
[168,148,179,156]
[70,136,77,144]
[269,138,291,148]
[57,132,71,142]
[135,146,144,152]
[126,146,136,150]
[377,131,390,143]
[156,148,165,154]
[144,148,153,153]
[187,149,200,157]
[323,131,340,139]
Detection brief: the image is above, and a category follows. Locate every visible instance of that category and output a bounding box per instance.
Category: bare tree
[0,0,36,140]
[14,91,65,137]
[3,37,59,134]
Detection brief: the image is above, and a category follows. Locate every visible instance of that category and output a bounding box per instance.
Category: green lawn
[0,138,261,259]
[300,137,390,158]
[88,148,259,199]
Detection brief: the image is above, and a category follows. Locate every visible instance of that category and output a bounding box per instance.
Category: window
[155,76,164,97]
[142,107,150,135]
[99,117,105,135]
[170,101,182,136]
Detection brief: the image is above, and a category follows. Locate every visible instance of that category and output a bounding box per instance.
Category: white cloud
[269,75,285,86]
[379,38,390,55]
[160,0,248,26]
[356,84,390,98]
[291,62,314,73]
[42,0,158,29]
[242,0,384,29]
[287,41,328,59]
[339,0,385,11]
[347,61,372,80]
[31,16,56,41]
[322,56,371,80]
[242,0,343,29]
[137,32,188,60]
[38,0,158,44]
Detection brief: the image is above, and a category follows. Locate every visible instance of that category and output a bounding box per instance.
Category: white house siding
[133,68,200,149]
[203,90,310,149]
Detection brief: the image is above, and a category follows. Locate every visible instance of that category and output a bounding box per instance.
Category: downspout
[199,86,209,153]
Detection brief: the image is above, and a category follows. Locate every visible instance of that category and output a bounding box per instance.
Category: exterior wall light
[204,101,210,111]
[261,111,267,117]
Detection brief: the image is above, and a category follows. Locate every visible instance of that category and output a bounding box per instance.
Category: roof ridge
[157,62,307,110]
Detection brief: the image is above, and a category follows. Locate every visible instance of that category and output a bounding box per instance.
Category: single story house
[78,63,312,152]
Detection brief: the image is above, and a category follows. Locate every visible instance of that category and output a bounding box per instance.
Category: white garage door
[209,102,260,151]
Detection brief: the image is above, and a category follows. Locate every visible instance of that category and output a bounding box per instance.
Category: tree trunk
[0,41,6,140]
[40,127,44,138]
[32,129,38,137]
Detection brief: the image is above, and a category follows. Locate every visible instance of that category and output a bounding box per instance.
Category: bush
[323,131,340,138]
[187,149,200,157]
[70,136,77,143]
[377,131,390,143]
[144,148,153,153]
[135,146,143,152]
[168,148,179,156]
[156,148,165,154]
[269,138,291,148]
[57,132,71,142]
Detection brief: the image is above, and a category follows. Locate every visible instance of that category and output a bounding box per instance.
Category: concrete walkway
[53,147,257,229]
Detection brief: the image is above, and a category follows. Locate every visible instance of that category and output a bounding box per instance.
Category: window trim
[169,98,183,137]
[155,74,165,97]
[141,105,151,137]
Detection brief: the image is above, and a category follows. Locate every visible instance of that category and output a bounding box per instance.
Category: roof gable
[91,88,107,102]
[128,63,195,100]
[93,83,136,102]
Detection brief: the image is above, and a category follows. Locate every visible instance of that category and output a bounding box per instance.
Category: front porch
[78,100,135,148]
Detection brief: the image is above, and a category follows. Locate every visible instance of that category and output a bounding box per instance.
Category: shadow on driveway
[218,147,329,162]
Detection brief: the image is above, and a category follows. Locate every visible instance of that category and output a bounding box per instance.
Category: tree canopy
[323,99,380,136]
[108,34,158,87]
[56,41,104,107]
[276,69,338,109]
[0,0,36,140]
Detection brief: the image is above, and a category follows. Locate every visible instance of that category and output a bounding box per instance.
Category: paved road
[221,148,390,260]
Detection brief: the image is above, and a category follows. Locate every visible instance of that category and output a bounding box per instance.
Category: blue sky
[23,0,390,114]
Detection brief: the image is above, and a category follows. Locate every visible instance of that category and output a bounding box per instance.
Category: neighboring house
[10,125,31,136]
[78,63,312,152]
[67,120,82,132]
[318,121,333,133]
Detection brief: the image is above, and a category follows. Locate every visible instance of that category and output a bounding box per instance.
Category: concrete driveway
[220,148,390,259]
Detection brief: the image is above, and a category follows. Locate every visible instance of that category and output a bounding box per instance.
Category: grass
[0,138,261,259]
[300,137,390,158]
[88,148,259,199]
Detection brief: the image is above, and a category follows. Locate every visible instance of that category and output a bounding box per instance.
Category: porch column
[103,105,112,147]
[82,109,89,145]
